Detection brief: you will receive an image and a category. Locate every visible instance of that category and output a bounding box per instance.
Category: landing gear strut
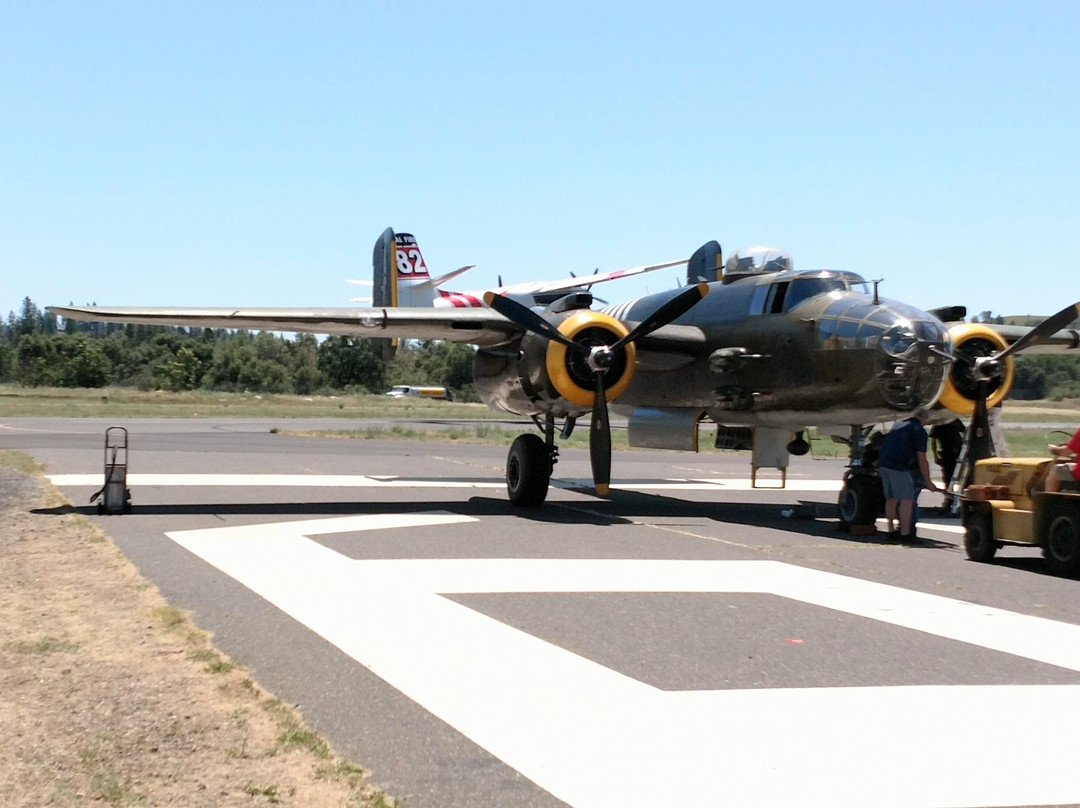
[506,414,560,507]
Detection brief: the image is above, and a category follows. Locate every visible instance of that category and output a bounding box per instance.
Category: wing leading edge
[47,305,522,347]
[47,303,711,356]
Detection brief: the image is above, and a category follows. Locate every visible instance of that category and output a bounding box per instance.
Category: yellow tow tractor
[962,456,1080,576]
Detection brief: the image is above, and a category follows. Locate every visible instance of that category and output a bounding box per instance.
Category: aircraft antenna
[872,279,882,305]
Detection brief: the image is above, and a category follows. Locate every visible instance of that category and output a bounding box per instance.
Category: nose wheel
[838,470,883,527]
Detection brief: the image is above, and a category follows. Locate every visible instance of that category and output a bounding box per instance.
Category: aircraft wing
[980,323,1080,354]
[492,258,688,297]
[47,305,524,348]
[48,303,711,357]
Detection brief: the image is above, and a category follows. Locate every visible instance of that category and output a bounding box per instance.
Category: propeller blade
[482,291,580,352]
[995,302,1080,362]
[611,282,709,352]
[590,371,611,497]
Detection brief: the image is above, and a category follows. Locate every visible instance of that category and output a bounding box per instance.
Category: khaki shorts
[879,467,915,500]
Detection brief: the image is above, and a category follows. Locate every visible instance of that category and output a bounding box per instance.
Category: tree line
[0,298,479,399]
[3,297,1079,401]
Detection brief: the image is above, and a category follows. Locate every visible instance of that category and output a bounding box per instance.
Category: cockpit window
[783,278,848,311]
[847,279,870,295]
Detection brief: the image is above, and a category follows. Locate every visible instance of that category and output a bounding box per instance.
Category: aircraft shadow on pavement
[31,487,955,548]
[30,498,626,526]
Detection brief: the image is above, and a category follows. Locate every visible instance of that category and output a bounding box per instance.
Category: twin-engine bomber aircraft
[49,230,1080,511]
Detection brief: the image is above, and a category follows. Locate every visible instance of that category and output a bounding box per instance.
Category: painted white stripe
[47,472,844,493]
[163,512,477,544]
[47,473,507,489]
[166,519,1080,808]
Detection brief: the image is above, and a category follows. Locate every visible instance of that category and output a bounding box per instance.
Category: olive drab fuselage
[473,268,973,433]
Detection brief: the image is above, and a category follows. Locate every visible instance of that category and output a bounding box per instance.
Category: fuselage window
[818,318,838,347]
[836,320,860,348]
[749,285,769,315]
[855,322,885,348]
[825,298,863,319]
[868,308,896,326]
[914,320,945,342]
[764,282,789,314]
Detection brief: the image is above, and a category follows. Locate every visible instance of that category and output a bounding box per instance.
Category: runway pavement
[4,417,1080,807]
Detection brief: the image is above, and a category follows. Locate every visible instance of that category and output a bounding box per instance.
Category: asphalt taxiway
[4,417,1080,808]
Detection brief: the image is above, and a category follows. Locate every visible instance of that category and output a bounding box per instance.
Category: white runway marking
[47,472,843,493]
[167,517,1080,808]
[47,473,508,489]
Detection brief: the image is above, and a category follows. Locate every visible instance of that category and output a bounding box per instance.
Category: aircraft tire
[507,433,550,507]
[837,474,881,527]
[963,509,997,562]
[1042,501,1080,577]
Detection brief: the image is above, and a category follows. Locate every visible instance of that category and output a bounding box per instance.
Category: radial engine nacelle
[937,322,1015,415]
[473,306,638,417]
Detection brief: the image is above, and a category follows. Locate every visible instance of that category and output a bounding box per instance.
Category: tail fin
[374,228,442,309]
[370,228,445,359]
[372,227,398,309]
[686,240,723,284]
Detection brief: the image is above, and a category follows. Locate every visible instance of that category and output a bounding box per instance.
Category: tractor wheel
[506,434,550,507]
[838,474,882,527]
[1042,501,1080,577]
[964,510,997,562]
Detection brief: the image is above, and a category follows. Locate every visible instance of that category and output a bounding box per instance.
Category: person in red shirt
[1046,428,1080,492]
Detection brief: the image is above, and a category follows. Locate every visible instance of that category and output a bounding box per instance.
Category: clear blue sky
[2,1,1078,323]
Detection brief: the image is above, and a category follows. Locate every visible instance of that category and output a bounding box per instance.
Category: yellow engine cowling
[937,322,1015,416]
[545,310,637,408]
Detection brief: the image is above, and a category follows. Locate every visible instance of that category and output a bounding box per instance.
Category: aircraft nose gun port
[874,315,950,410]
[89,426,132,515]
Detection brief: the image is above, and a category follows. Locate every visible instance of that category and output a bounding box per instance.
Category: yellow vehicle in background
[962,456,1080,576]
[384,385,453,400]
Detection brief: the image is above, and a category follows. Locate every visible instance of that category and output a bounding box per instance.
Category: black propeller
[955,302,1080,471]
[993,302,1080,363]
[484,283,709,495]
[959,302,1080,383]
[590,369,612,495]
[482,291,581,352]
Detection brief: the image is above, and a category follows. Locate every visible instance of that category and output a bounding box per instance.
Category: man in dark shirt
[878,408,939,538]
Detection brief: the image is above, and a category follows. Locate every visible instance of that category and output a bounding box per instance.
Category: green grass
[0,383,490,419]
[0,450,43,474]
[187,648,235,675]
[5,636,80,655]
[4,383,1077,461]
[999,428,1073,458]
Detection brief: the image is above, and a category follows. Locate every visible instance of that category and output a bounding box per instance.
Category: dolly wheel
[964,511,997,562]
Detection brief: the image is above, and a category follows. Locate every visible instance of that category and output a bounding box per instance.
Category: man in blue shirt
[877,407,939,539]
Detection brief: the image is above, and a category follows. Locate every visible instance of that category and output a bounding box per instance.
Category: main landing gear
[506,414,567,507]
